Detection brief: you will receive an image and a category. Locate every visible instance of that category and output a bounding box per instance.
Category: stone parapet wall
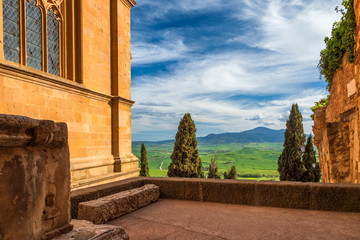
[70,177,360,218]
[0,114,71,240]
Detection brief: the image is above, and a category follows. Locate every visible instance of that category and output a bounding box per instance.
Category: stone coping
[71,177,360,218]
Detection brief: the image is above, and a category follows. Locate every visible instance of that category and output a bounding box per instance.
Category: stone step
[71,169,139,191]
[78,184,160,224]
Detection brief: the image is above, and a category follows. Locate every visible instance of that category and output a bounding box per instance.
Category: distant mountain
[133,127,285,146]
[197,127,284,145]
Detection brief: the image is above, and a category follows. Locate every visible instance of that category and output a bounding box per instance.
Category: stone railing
[71,177,360,219]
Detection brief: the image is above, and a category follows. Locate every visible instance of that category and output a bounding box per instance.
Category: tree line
[140,105,321,182]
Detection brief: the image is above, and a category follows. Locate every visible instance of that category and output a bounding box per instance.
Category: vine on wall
[312,0,355,118]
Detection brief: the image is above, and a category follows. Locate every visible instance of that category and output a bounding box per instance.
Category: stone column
[110,0,138,172]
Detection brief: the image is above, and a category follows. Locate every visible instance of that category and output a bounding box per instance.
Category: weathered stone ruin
[0,114,72,239]
[313,1,360,184]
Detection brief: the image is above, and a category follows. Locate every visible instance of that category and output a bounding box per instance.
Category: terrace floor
[109,199,360,240]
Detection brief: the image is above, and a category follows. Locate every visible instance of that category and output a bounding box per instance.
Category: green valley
[132,141,282,180]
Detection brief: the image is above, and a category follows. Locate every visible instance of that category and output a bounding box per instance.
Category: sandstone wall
[313,0,360,183]
[0,0,139,189]
[0,114,72,240]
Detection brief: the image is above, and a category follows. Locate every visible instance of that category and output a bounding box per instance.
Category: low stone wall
[0,114,72,240]
[146,178,360,212]
[70,177,360,218]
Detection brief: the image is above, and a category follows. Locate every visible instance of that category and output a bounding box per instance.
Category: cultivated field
[132,142,282,180]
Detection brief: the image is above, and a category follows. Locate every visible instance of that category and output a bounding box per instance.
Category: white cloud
[132,39,188,65]
[131,0,342,141]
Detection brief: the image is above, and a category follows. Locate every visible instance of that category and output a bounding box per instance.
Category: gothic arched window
[47,8,59,76]
[3,0,20,63]
[26,0,42,70]
[2,0,63,76]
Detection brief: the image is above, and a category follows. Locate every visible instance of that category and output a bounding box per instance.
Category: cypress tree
[168,113,201,178]
[198,158,204,178]
[302,135,318,182]
[224,165,237,179]
[139,143,150,177]
[278,104,306,181]
[313,161,321,182]
[208,157,221,179]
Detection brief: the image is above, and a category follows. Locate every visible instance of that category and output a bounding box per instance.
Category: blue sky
[130,0,342,141]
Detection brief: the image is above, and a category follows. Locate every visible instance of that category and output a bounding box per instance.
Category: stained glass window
[26,0,42,70]
[47,8,59,76]
[3,0,20,63]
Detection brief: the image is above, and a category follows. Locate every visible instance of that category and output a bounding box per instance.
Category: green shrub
[313,0,354,120]
[223,165,237,179]
[318,0,355,91]
[310,95,330,120]
[208,156,221,179]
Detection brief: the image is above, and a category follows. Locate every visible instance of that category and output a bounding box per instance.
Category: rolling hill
[132,127,285,179]
[197,127,285,145]
[133,127,285,145]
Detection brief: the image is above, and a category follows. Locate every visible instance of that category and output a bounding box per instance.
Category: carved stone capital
[41,0,63,10]
[119,0,137,10]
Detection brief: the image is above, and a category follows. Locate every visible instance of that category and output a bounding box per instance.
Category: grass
[133,142,282,181]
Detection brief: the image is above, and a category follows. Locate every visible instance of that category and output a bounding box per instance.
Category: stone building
[0,0,138,189]
[313,0,360,183]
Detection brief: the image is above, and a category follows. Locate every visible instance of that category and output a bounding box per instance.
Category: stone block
[0,114,71,240]
[78,184,159,224]
[201,179,255,205]
[71,177,144,219]
[184,179,203,201]
[145,177,185,199]
[310,183,360,212]
[254,181,311,209]
[53,220,129,240]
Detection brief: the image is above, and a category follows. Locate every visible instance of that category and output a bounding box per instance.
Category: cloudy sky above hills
[130,0,342,141]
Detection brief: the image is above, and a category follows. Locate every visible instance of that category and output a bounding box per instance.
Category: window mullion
[20,0,26,65]
[42,6,47,72]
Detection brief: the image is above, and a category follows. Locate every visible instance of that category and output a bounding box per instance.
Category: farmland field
[132,142,283,180]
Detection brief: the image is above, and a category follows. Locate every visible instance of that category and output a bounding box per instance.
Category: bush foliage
[208,156,221,179]
[318,0,355,91]
[310,95,330,120]
[223,165,237,179]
